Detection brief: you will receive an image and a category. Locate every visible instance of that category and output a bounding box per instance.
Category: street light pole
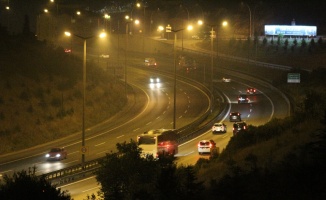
[82,38,86,164]
[242,2,252,38]
[124,18,140,95]
[125,22,129,95]
[64,31,106,166]
[210,26,214,113]
[173,32,177,129]
[171,27,190,129]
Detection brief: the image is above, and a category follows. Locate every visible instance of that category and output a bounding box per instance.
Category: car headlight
[45,154,50,158]
[56,154,61,158]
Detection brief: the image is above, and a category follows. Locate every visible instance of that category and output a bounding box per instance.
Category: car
[144,58,157,67]
[238,94,250,103]
[45,147,67,161]
[191,35,201,40]
[100,54,110,58]
[247,87,257,94]
[149,77,161,88]
[222,77,231,82]
[233,122,247,136]
[229,112,241,122]
[64,48,72,53]
[197,140,216,154]
[212,123,227,134]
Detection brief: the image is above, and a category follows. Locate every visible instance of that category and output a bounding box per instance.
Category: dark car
[238,94,250,103]
[229,112,241,122]
[247,87,257,94]
[45,147,67,161]
[233,122,247,136]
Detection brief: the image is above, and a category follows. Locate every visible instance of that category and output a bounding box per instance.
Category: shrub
[50,97,61,108]
[27,105,33,113]
[19,91,29,101]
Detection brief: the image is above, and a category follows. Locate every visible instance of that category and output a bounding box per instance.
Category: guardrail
[43,157,103,184]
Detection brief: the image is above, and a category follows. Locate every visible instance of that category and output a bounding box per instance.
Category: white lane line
[133,128,140,132]
[116,135,124,139]
[95,142,105,147]
[183,151,194,156]
[69,151,79,155]
[82,186,101,193]
[96,151,108,155]
[59,176,96,187]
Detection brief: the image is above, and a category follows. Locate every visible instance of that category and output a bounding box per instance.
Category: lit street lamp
[241,2,261,38]
[168,25,192,129]
[64,31,106,166]
[202,21,227,112]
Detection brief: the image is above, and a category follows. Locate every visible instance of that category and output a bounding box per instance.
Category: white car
[197,140,216,154]
[100,54,110,58]
[149,77,161,89]
[222,77,231,82]
[212,123,227,134]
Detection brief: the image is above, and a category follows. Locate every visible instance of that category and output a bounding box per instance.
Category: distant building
[264,25,317,37]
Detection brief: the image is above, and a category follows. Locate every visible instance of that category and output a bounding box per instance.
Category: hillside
[0,34,127,154]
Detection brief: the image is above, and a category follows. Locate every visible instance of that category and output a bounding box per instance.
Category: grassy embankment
[0,36,127,154]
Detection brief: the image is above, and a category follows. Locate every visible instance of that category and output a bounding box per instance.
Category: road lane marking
[95,142,105,147]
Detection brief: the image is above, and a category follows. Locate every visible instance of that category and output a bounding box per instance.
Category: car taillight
[244,126,246,129]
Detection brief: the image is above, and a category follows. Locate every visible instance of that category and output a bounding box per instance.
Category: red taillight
[244,126,246,129]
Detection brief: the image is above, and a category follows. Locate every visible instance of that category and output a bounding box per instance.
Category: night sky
[1,0,325,34]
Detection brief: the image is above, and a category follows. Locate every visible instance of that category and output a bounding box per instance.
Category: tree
[95,140,204,200]
[95,140,159,200]
[0,170,71,200]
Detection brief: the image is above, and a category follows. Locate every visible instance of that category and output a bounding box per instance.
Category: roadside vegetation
[0,26,127,154]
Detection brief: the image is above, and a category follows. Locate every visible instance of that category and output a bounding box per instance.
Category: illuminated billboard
[265,25,317,36]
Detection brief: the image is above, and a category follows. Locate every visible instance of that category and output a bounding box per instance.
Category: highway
[59,67,290,199]
[0,59,210,183]
[0,39,290,200]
